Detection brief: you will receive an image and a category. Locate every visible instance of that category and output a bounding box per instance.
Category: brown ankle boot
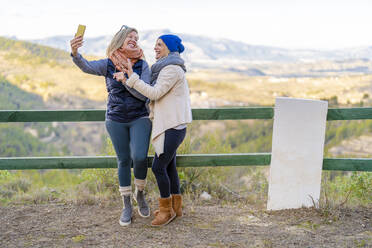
[172,194,183,217]
[151,197,176,227]
[154,194,183,217]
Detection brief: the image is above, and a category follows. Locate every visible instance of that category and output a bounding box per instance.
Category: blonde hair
[106,27,138,57]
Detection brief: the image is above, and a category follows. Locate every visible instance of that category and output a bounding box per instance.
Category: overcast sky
[1,0,371,49]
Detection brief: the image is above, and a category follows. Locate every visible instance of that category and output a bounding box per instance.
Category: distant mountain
[28,30,372,75]
[31,29,293,63]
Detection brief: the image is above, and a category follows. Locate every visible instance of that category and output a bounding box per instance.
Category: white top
[173,123,187,130]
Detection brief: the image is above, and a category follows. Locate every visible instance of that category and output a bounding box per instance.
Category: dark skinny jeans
[105,118,152,187]
[152,128,186,198]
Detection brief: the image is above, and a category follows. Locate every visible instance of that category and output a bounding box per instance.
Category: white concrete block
[267,97,328,210]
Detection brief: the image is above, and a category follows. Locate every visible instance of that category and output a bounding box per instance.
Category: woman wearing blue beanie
[114,34,192,227]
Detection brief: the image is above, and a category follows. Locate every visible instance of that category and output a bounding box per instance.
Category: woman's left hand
[113,72,126,83]
[111,51,125,71]
[123,59,133,78]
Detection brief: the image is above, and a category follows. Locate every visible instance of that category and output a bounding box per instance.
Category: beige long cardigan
[126,64,192,155]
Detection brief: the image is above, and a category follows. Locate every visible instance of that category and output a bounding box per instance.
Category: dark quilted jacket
[72,53,151,123]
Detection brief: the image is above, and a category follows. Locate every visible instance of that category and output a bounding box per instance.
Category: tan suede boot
[172,194,183,217]
[154,194,183,217]
[151,197,176,227]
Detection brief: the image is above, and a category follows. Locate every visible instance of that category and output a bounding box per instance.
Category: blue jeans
[152,128,186,198]
[105,118,152,187]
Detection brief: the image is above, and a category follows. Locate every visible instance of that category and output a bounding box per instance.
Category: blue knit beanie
[159,34,185,53]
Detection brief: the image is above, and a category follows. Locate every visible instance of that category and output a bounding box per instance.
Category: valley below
[1,36,372,158]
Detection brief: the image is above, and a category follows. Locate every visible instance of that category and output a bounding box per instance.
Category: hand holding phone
[75,24,86,38]
[70,25,86,57]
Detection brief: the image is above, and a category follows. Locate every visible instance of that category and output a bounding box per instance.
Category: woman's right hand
[70,36,83,57]
[113,72,127,83]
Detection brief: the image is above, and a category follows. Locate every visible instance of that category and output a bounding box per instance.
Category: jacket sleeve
[140,60,151,84]
[126,65,180,101]
[71,53,107,76]
[122,60,151,102]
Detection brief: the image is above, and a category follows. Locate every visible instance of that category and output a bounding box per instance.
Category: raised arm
[70,36,107,76]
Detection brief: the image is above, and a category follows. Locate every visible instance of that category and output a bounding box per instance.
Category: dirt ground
[1,200,371,248]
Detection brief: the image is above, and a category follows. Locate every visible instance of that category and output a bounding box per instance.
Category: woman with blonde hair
[114,34,192,227]
[70,25,152,226]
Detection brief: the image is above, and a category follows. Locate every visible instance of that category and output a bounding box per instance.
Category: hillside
[188,72,372,107]
[30,30,372,76]
[0,37,106,156]
[0,37,106,104]
[0,37,371,248]
[0,76,59,156]
[3,35,370,108]
[1,36,372,158]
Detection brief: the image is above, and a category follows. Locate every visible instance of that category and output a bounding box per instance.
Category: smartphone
[75,24,86,38]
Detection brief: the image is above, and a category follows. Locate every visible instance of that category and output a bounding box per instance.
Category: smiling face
[121,31,139,50]
[154,39,170,60]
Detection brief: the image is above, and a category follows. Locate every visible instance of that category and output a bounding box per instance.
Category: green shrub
[0,170,13,180]
[80,169,118,193]
[18,187,59,204]
[323,171,372,206]
[4,178,31,193]
[348,172,372,203]
[0,186,16,199]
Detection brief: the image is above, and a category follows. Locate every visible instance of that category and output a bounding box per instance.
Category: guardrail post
[267,97,328,210]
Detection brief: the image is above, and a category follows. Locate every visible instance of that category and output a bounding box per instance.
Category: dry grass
[2,47,372,108]
[0,52,107,102]
[187,70,372,106]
